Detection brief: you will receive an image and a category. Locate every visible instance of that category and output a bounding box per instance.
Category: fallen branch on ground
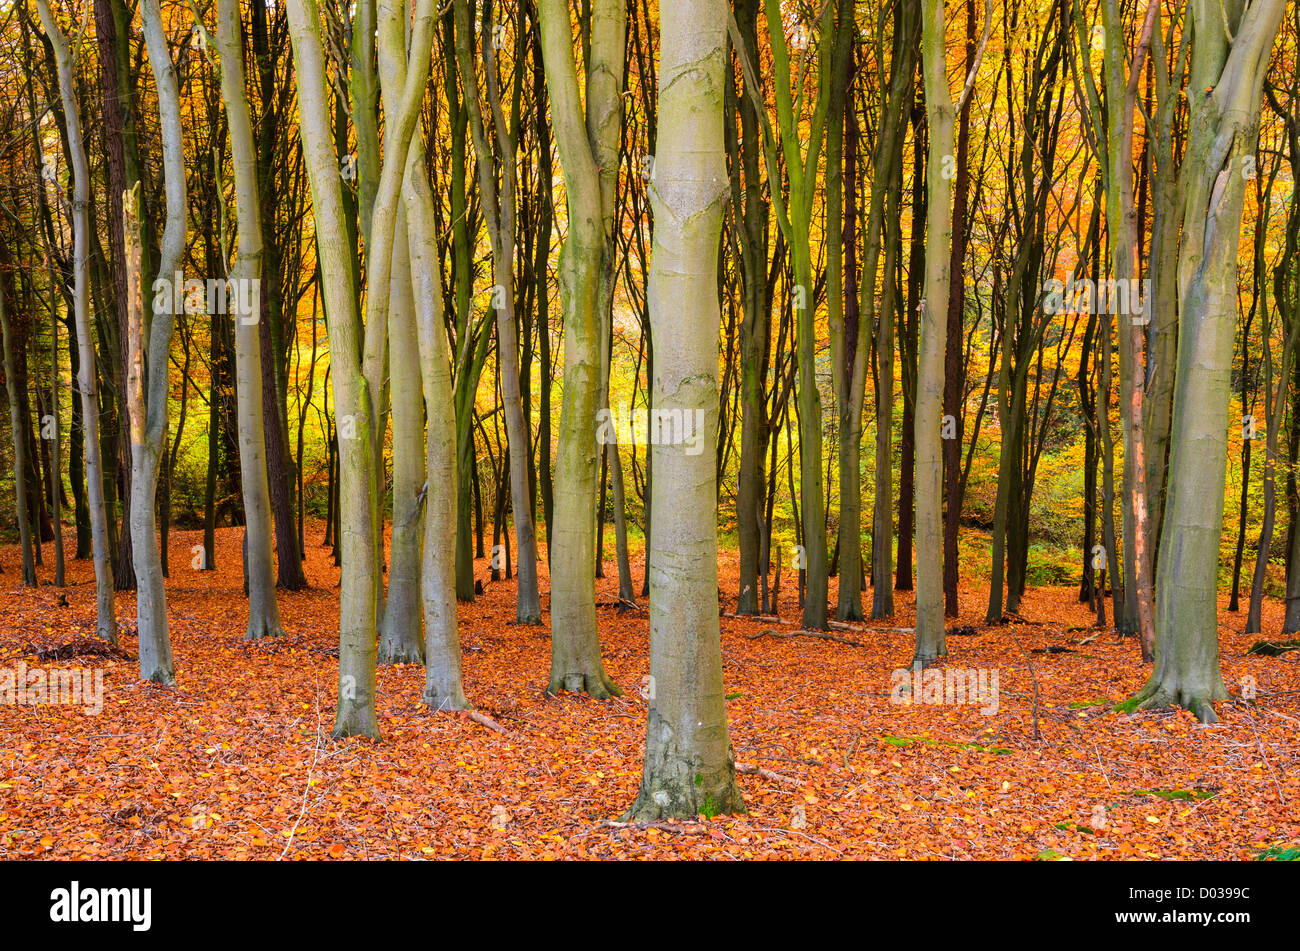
[735,762,804,786]
[462,711,510,734]
[746,628,868,648]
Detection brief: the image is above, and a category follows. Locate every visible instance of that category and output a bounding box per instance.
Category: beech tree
[1137,0,1286,722]
[536,0,624,698]
[628,0,742,820]
[35,0,116,644]
[211,0,285,642]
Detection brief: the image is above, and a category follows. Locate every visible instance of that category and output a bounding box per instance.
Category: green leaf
[1129,788,1216,802]
[1254,843,1300,861]
[1036,848,1072,861]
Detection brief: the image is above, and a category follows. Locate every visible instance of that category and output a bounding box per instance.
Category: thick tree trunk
[1139,0,1285,723]
[913,0,956,667]
[627,0,742,820]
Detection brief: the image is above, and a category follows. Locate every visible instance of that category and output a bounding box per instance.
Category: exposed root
[547,670,624,699]
[244,620,286,641]
[1126,678,1226,724]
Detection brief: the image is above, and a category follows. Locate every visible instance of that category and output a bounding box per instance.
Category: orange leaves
[1,525,1298,859]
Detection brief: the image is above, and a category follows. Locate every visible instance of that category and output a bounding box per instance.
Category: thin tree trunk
[214,0,285,641]
[37,0,116,643]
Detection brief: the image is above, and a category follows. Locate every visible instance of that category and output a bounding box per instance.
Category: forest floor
[1,523,1298,860]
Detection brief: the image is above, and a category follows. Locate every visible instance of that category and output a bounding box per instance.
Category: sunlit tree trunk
[288,0,436,738]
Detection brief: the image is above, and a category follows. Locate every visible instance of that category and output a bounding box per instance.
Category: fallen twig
[746,628,867,648]
[736,762,804,786]
[463,711,510,734]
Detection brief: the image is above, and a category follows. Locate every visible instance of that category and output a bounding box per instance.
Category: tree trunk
[0,242,36,587]
[537,0,624,697]
[1138,0,1285,723]
[37,0,116,643]
[215,0,286,642]
[455,0,542,624]
[913,0,956,666]
[627,0,742,820]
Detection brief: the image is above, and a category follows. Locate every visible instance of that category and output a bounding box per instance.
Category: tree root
[1125,678,1226,724]
[547,670,624,699]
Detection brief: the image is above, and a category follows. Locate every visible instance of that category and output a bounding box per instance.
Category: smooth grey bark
[37,0,116,643]
[537,0,624,697]
[374,0,425,665]
[288,0,435,738]
[913,0,956,667]
[213,0,285,642]
[125,0,186,683]
[627,0,742,821]
[455,0,543,625]
[375,0,467,704]
[378,204,426,664]
[403,160,466,707]
[1139,0,1286,722]
[405,129,470,710]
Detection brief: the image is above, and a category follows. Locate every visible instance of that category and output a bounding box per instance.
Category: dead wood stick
[463,711,509,734]
[735,762,804,786]
[746,628,867,648]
